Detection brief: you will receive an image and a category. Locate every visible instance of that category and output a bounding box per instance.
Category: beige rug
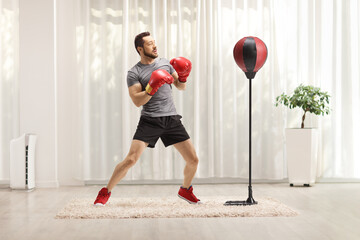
[55,196,298,219]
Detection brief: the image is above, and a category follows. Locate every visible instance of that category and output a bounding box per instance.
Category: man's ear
[137,47,143,54]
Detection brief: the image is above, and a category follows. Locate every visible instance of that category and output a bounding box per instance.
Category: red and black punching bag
[233,36,268,79]
[224,36,268,206]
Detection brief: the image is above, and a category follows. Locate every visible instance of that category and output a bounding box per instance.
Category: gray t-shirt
[127,58,177,117]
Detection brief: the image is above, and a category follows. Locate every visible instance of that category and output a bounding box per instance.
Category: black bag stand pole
[224,78,257,206]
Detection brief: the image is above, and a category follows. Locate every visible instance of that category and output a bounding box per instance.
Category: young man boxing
[94,31,201,205]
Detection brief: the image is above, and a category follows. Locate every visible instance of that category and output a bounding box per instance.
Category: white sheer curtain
[0,0,18,182]
[73,0,360,182]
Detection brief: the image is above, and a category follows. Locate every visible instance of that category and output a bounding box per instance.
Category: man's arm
[129,69,174,107]
[172,71,186,90]
[128,83,152,107]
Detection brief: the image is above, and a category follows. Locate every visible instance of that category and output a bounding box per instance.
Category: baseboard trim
[35,180,60,188]
[59,179,85,186]
[85,178,289,185]
[85,177,360,185]
[316,178,360,183]
[2,178,359,188]
[0,180,10,189]
[0,179,10,185]
[0,180,59,188]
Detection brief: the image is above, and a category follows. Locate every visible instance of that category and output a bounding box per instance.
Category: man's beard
[144,48,158,59]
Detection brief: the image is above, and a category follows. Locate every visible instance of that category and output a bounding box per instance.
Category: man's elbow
[135,102,143,108]
[131,99,142,108]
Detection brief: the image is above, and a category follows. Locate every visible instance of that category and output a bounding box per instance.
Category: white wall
[19,0,58,187]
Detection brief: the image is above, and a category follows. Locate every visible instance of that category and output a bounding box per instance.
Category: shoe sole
[94,203,106,207]
[178,194,202,204]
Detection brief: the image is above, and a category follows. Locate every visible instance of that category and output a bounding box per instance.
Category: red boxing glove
[170,57,192,82]
[145,69,174,96]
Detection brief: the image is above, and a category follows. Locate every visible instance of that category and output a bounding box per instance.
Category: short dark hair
[134,32,150,55]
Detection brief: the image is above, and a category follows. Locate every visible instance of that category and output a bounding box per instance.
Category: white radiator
[10,134,37,190]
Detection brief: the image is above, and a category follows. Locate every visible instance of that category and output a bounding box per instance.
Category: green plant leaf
[274,84,331,127]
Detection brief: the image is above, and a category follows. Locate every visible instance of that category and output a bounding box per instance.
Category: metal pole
[224,77,257,206]
[247,78,256,204]
[249,78,252,190]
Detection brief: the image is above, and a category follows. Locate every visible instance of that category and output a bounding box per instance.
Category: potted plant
[275,84,331,187]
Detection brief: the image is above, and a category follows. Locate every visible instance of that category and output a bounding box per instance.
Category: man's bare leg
[106,140,148,192]
[174,139,199,188]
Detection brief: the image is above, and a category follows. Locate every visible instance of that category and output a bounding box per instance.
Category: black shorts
[133,115,190,148]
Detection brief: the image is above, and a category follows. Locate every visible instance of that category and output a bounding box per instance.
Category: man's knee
[188,155,199,166]
[125,152,141,166]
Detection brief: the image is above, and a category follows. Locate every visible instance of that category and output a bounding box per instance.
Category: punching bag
[233,36,268,79]
[225,36,268,206]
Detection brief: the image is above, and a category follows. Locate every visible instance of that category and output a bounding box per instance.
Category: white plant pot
[285,128,318,186]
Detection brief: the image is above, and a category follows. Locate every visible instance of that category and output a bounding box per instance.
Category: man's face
[141,36,158,59]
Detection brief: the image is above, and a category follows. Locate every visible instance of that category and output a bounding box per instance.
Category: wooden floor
[0,183,359,240]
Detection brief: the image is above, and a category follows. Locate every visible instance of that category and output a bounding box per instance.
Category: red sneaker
[178,185,201,204]
[94,187,111,206]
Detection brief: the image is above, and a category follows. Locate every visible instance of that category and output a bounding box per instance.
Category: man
[94,32,201,206]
